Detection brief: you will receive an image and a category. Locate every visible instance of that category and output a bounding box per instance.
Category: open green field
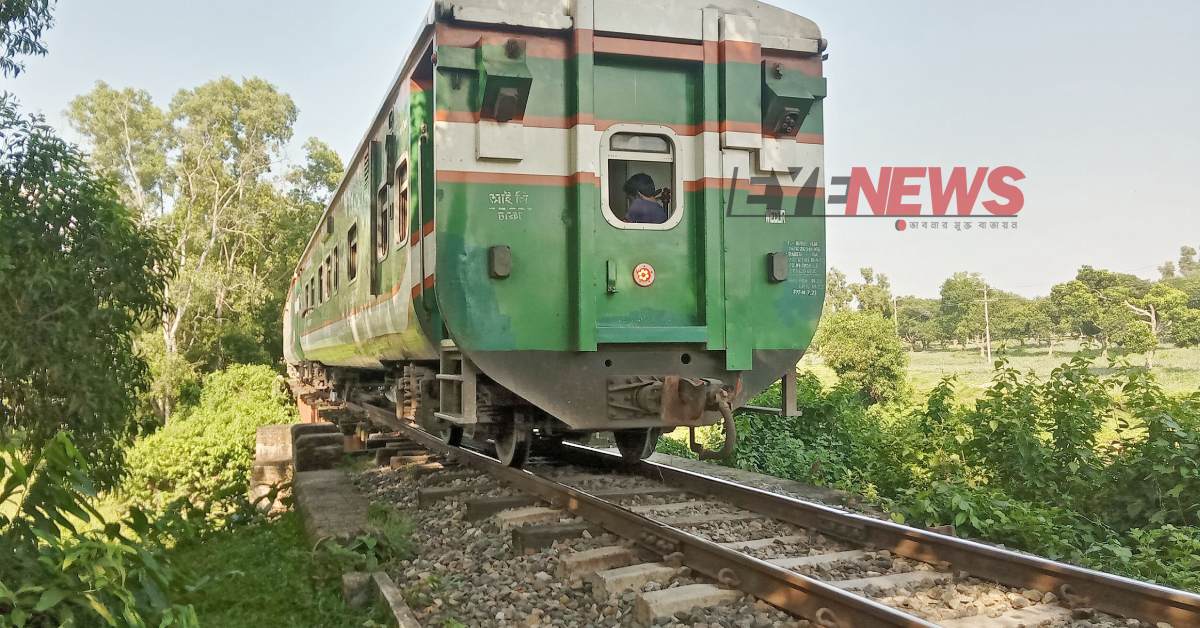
[800,340,1200,402]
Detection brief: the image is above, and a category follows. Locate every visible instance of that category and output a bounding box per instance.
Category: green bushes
[122,364,296,513]
[1,432,197,627]
[1103,373,1200,529]
[731,373,896,492]
[891,481,1091,561]
[814,311,909,403]
[720,356,1200,591]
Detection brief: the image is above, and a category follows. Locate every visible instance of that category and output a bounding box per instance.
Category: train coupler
[688,387,736,461]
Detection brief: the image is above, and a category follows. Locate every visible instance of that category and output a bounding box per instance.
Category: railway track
[348,400,1200,627]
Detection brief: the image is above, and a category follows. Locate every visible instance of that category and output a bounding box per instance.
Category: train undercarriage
[291,356,668,469]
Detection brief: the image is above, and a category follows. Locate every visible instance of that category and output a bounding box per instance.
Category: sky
[5,0,1199,298]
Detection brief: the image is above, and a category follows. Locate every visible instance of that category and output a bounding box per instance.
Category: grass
[800,340,1200,403]
[166,511,390,628]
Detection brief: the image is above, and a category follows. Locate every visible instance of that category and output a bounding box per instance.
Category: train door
[592,57,707,345]
[369,140,387,296]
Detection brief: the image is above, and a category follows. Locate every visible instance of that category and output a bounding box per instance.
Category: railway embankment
[256,419,422,626]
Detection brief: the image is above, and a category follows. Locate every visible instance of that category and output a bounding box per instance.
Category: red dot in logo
[895,219,907,232]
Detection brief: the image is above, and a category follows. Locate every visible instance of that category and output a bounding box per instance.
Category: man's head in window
[623,173,668,224]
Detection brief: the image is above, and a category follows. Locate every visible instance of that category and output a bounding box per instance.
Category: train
[284,0,827,468]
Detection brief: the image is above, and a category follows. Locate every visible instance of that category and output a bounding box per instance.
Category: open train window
[394,159,409,247]
[347,223,359,282]
[332,246,340,294]
[323,254,334,301]
[376,185,390,262]
[317,263,325,304]
[601,127,682,230]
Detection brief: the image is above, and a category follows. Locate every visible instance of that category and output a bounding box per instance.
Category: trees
[824,267,894,318]
[824,268,852,314]
[68,78,343,421]
[1179,246,1199,277]
[849,267,894,318]
[937,272,986,348]
[158,77,298,369]
[66,82,169,219]
[1050,280,1102,341]
[1049,274,1135,356]
[986,293,1028,346]
[1125,284,1188,365]
[0,0,55,77]
[815,310,909,403]
[1168,308,1200,347]
[895,296,941,350]
[0,96,170,483]
[1026,298,1058,348]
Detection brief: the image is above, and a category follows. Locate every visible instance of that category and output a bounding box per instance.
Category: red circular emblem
[633,263,655,287]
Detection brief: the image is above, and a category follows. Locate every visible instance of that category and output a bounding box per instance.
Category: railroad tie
[494,506,566,530]
[556,545,639,581]
[407,462,450,476]
[938,603,1072,627]
[388,454,430,469]
[590,486,688,502]
[511,522,603,553]
[626,500,711,515]
[661,511,766,527]
[718,535,809,551]
[588,563,677,601]
[832,570,948,592]
[768,549,867,569]
[464,494,543,520]
[635,584,742,625]
[415,485,473,508]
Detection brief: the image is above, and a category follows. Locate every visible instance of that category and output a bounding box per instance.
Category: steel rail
[348,401,935,627]
[560,442,1200,627]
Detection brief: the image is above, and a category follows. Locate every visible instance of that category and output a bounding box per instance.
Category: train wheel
[495,419,531,468]
[614,428,661,462]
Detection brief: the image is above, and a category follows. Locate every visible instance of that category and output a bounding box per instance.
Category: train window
[316,263,325,304]
[347,224,359,281]
[394,159,409,247]
[332,246,340,294]
[611,133,670,153]
[324,254,334,301]
[376,186,390,262]
[601,128,682,230]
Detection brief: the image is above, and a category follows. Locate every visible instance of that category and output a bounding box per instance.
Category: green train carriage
[284,0,828,467]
